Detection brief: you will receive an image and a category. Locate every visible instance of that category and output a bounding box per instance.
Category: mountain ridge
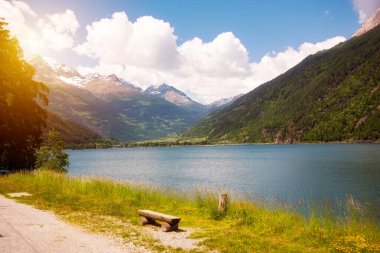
[353,8,380,37]
[28,56,238,141]
[185,24,380,143]
[144,83,207,112]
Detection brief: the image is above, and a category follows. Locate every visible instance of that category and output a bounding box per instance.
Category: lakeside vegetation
[129,137,209,147]
[1,171,379,252]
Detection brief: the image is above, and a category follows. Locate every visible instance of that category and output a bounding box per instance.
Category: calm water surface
[67,144,380,210]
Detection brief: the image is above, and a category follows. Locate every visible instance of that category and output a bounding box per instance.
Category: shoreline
[1,171,379,252]
[67,140,380,150]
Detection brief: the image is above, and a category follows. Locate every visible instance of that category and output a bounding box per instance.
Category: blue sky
[25,0,360,62]
[1,0,380,102]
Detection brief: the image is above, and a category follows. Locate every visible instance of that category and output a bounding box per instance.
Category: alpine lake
[67,144,380,218]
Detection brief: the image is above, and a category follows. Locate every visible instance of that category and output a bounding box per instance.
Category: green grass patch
[0,171,379,252]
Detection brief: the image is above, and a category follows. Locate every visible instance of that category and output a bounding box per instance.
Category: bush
[35,129,69,173]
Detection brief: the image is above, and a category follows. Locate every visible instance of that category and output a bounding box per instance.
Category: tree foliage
[0,20,48,171]
[35,129,69,173]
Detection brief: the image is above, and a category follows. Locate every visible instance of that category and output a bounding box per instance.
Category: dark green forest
[186,25,380,143]
[0,21,49,171]
[44,112,110,149]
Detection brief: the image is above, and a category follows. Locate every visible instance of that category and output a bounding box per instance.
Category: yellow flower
[331,234,372,253]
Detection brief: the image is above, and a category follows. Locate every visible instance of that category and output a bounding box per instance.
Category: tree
[0,20,48,171]
[35,129,69,173]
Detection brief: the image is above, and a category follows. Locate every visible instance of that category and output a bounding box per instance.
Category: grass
[0,171,379,252]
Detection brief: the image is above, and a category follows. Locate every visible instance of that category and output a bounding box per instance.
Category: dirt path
[0,194,146,253]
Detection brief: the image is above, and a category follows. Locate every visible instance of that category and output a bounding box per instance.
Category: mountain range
[30,11,380,144]
[28,56,237,141]
[186,23,380,143]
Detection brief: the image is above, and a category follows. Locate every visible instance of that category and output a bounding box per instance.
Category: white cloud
[37,9,79,50]
[0,0,42,54]
[77,11,346,103]
[0,0,78,53]
[0,2,349,103]
[246,36,346,94]
[76,12,179,69]
[353,0,380,23]
[12,1,36,17]
[178,32,251,78]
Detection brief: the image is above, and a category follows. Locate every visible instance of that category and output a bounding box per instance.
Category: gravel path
[147,227,204,250]
[0,194,146,253]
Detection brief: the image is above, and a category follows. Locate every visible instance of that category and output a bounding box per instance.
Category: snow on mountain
[41,56,82,79]
[353,8,380,37]
[57,76,84,87]
[144,86,161,95]
[144,83,198,107]
[209,97,234,107]
[26,54,86,87]
[27,54,239,112]
[84,72,102,80]
[207,94,243,108]
[80,74,142,100]
[26,55,142,95]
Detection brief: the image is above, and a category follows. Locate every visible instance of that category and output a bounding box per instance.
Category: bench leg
[140,216,155,225]
[161,222,178,232]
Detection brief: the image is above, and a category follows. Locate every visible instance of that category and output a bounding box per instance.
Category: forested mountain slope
[186,25,380,143]
[44,112,102,147]
[29,56,208,141]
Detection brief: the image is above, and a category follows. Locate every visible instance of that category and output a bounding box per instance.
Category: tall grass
[0,171,379,252]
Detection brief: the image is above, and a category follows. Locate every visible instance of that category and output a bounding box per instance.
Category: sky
[1,0,380,103]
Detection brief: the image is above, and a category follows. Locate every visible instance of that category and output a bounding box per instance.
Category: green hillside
[186,26,380,143]
[44,112,125,149]
[47,84,202,142]
[44,112,103,147]
[30,57,207,142]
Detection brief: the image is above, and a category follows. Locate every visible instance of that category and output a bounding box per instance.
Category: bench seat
[138,209,181,232]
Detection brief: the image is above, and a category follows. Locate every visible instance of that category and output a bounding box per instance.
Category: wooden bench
[138,210,181,232]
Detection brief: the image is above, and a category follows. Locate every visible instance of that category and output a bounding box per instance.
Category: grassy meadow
[0,171,379,252]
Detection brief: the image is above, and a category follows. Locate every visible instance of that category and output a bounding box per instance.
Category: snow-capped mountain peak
[85,72,102,80]
[26,54,86,87]
[27,54,237,112]
[144,86,161,95]
[207,94,243,108]
[144,83,199,107]
[40,56,81,78]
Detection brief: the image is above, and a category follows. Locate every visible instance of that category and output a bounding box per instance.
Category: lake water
[67,144,380,213]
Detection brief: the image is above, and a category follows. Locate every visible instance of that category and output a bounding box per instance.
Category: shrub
[35,129,69,173]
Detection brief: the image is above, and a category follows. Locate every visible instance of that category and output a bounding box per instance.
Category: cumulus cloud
[353,0,380,23]
[77,11,346,103]
[12,1,36,17]
[37,9,79,50]
[0,0,78,53]
[0,1,348,103]
[0,0,41,53]
[248,36,346,88]
[76,12,179,69]
[178,32,251,78]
